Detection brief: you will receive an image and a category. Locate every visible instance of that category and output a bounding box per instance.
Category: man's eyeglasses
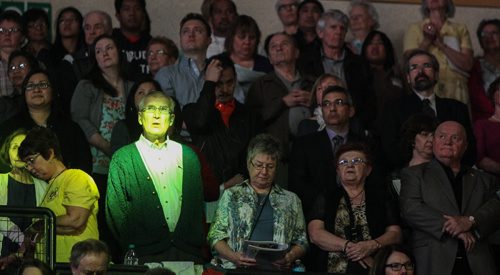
[0,27,21,35]
[278,3,298,11]
[25,82,51,91]
[147,50,169,57]
[8,63,27,73]
[385,262,415,271]
[23,153,41,168]
[337,158,367,167]
[250,161,276,171]
[321,99,350,108]
[141,105,172,115]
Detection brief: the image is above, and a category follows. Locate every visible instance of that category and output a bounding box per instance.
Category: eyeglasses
[278,3,298,11]
[23,153,41,168]
[321,99,350,108]
[481,31,500,38]
[141,105,172,115]
[147,49,169,57]
[250,161,276,171]
[8,63,27,73]
[337,158,367,167]
[28,22,47,29]
[25,81,51,91]
[0,27,21,35]
[385,262,415,271]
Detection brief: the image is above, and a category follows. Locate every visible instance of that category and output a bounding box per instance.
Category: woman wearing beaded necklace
[18,127,99,263]
[308,142,402,274]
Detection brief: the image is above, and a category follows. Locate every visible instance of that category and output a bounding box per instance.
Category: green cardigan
[106,142,204,259]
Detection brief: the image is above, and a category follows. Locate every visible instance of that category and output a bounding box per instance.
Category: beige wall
[33,0,500,58]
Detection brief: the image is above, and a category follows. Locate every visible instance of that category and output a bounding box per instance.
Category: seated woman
[0,129,47,268]
[369,245,415,275]
[208,134,308,270]
[308,142,401,274]
[18,127,99,263]
[213,15,272,102]
[297,73,345,136]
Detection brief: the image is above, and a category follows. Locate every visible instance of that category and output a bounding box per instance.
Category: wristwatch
[468,216,476,226]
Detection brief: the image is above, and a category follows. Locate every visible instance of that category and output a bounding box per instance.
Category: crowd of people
[0,0,499,274]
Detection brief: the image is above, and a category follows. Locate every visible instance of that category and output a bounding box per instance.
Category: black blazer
[377,92,475,169]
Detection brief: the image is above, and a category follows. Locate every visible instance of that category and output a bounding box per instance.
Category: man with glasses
[0,10,24,98]
[275,0,300,35]
[107,91,205,263]
[289,86,369,215]
[146,36,178,77]
[400,121,500,275]
[378,49,475,171]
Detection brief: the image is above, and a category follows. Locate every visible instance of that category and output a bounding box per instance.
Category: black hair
[8,50,40,71]
[0,10,23,33]
[115,0,146,14]
[334,142,373,167]
[20,68,61,114]
[399,114,438,164]
[361,30,396,71]
[298,0,324,13]
[52,7,84,60]
[403,49,439,74]
[18,126,63,161]
[22,8,49,36]
[70,239,110,269]
[369,245,415,275]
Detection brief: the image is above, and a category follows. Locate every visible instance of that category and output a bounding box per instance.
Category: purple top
[474,118,500,165]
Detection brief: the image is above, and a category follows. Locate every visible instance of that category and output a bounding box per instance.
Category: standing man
[400,121,500,275]
[0,11,24,98]
[275,0,300,35]
[113,0,152,78]
[378,49,475,170]
[293,0,323,52]
[155,13,212,109]
[289,86,362,214]
[206,0,237,58]
[298,9,374,128]
[107,92,205,263]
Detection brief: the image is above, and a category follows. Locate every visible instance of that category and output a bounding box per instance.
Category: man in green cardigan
[106,91,204,263]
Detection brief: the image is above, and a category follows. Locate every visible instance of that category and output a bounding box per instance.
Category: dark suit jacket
[297,46,375,128]
[289,128,370,215]
[378,92,476,169]
[400,159,500,275]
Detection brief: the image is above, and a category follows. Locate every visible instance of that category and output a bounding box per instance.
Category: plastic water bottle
[124,244,139,265]
[292,259,306,272]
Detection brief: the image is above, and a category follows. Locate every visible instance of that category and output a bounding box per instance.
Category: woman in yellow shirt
[18,127,99,263]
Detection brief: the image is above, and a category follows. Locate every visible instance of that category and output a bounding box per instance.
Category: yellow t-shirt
[40,169,99,262]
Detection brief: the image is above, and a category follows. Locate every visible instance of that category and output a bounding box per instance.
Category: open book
[243,240,289,270]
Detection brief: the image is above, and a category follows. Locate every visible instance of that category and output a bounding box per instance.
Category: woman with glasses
[308,142,401,274]
[370,245,415,275]
[0,129,47,269]
[0,69,91,174]
[18,127,99,263]
[208,133,308,270]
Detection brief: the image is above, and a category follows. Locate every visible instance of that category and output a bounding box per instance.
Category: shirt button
[152,191,156,195]
[156,205,160,209]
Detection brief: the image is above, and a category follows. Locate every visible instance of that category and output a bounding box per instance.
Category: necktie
[422,98,435,117]
[332,135,344,155]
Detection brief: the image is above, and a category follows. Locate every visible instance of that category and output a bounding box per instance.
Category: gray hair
[349,0,379,29]
[420,0,455,18]
[83,10,113,34]
[246,134,282,165]
[317,9,349,32]
[70,239,109,268]
[275,0,300,12]
[137,91,176,113]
